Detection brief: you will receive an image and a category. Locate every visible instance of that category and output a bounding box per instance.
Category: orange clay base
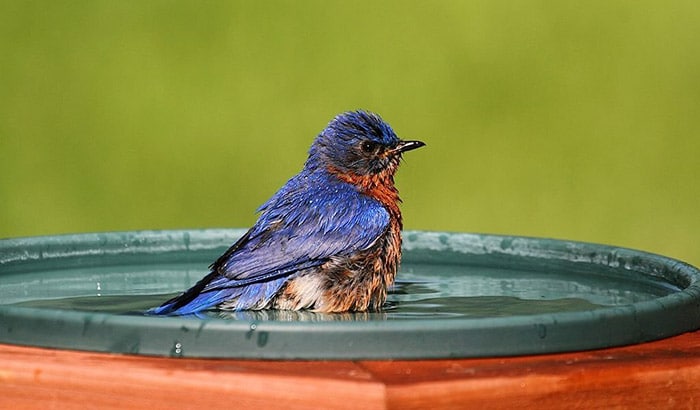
[1,329,699,409]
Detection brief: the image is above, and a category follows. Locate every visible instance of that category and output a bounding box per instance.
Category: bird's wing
[202,181,390,292]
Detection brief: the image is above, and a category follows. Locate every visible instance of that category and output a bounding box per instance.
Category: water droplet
[171,341,183,357]
[246,322,258,340]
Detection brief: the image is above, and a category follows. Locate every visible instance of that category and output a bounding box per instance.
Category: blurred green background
[1,1,698,266]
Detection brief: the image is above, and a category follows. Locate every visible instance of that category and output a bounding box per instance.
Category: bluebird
[150,110,424,315]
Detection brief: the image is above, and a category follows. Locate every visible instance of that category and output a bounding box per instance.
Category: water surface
[4,261,680,321]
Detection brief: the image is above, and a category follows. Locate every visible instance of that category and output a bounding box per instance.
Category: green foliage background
[1,1,698,266]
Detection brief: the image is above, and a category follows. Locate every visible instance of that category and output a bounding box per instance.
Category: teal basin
[1,229,699,359]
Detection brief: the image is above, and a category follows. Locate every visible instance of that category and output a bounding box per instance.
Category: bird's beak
[390,140,426,155]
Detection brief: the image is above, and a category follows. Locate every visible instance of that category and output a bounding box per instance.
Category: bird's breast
[329,168,402,221]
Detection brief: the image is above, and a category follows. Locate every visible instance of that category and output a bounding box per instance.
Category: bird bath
[1,229,699,359]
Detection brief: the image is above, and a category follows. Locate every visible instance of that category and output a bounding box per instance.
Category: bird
[149,110,424,315]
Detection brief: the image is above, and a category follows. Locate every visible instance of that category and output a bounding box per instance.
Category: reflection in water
[217,309,386,322]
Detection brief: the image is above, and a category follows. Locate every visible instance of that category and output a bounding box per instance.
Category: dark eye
[360,141,378,153]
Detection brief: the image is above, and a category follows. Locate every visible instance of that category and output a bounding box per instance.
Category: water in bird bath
[5,260,679,320]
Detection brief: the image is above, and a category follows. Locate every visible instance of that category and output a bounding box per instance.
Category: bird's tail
[147,271,289,316]
[147,289,239,316]
[147,270,232,316]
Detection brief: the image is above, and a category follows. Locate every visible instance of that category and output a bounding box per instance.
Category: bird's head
[307,110,425,178]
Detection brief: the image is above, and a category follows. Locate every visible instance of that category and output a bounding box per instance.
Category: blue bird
[150,110,424,315]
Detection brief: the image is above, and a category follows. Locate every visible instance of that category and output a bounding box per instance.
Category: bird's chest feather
[333,169,404,290]
[333,170,402,224]
[313,171,403,311]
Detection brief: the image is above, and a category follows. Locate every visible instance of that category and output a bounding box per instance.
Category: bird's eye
[360,141,378,153]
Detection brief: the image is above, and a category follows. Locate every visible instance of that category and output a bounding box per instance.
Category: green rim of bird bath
[1,229,699,360]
